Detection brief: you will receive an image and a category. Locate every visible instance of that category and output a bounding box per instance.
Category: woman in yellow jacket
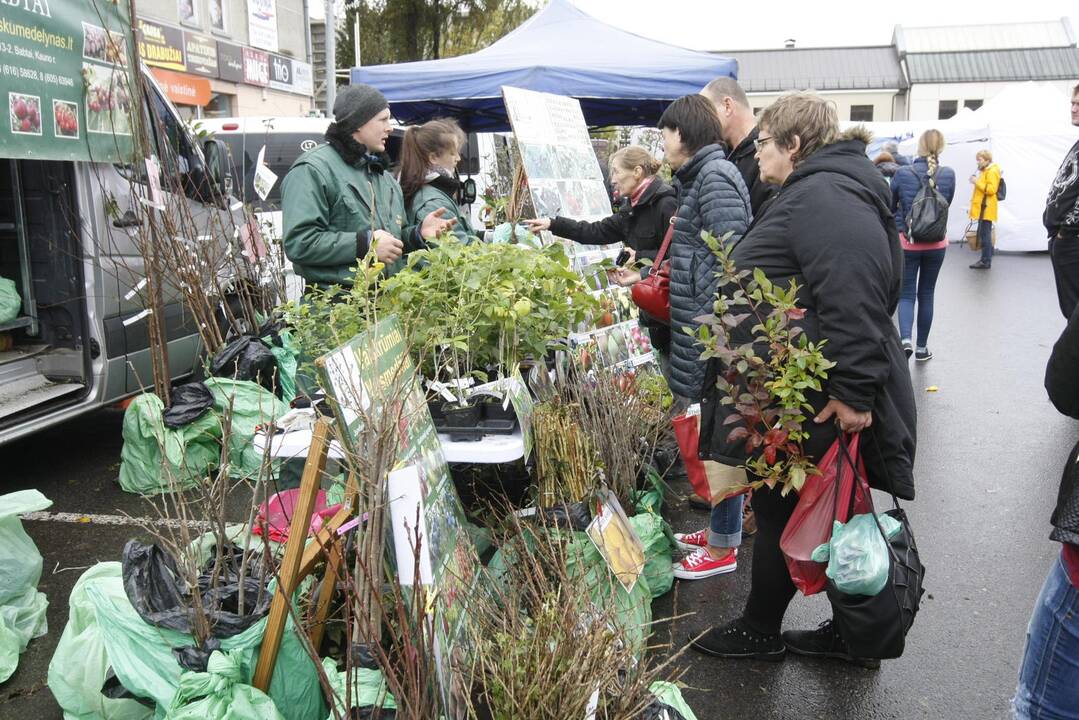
[969,149,1002,269]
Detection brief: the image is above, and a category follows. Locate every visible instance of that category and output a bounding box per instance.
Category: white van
[0,67,241,445]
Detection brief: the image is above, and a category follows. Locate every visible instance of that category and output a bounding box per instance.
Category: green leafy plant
[379,236,596,389]
[695,231,836,494]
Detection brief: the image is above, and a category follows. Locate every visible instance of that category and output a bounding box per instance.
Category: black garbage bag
[532,501,592,532]
[162,382,215,429]
[121,540,272,670]
[209,336,279,396]
[638,699,688,720]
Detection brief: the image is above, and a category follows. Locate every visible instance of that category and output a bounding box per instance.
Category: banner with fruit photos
[0,0,135,162]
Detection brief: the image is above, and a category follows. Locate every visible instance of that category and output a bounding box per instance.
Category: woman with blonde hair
[969,148,1002,270]
[399,118,477,243]
[890,129,956,361]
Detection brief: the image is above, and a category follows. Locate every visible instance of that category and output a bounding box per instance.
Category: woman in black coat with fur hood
[689,93,917,665]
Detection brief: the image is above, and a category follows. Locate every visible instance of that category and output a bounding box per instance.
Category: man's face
[352,108,393,151]
[1071,92,1079,127]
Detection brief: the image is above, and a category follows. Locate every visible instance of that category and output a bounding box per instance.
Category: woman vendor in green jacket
[399,118,478,243]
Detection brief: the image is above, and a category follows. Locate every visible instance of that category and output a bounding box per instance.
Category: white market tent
[850,83,1079,251]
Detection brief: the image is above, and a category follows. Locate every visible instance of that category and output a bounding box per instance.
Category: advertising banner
[183,31,217,78]
[136,18,185,72]
[267,52,291,92]
[246,0,278,52]
[216,41,243,83]
[0,0,135,162]
[241,46,268,86]
[291,59,312,96]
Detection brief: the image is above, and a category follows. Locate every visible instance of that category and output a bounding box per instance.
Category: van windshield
[217,131,324,210]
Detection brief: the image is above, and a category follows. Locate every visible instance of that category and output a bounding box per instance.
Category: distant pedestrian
[1044,82,1079,318]
[884,140,911,166]
[968,149,1001,270]
[1013,299,1079,718]
[873,151,900,179]
[890,129,956,361]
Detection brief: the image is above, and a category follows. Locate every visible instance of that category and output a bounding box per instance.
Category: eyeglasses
[753,136,775,151]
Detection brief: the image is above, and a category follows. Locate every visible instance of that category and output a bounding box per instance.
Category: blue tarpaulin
[350,0,738,131]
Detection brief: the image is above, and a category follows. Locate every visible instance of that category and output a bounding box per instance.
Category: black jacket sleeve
[1046,301,1079,418]
[789,182,895,412]
[550,212,628,246]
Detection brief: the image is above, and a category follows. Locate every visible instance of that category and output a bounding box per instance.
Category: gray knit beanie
[333,84,389,133]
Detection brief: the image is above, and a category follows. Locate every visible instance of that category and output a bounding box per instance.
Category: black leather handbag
[826,436,926,660]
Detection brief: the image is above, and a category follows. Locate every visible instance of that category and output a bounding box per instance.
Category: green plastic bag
[0,490,51,682]
[811,513,903,596]
[263,329,299,404]
[167,650,285,720]
[48,563,153,720]
[627,512,674,600]
[0,276,20,323]
[52,562,324,720]
[648,681,699,720]
[320,658,396,718]
[118,393,222,495]
[205,378,289,480]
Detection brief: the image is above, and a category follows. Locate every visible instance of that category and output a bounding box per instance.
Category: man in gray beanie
[281,83,456,286]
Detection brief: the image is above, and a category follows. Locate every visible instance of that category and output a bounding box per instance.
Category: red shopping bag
[671,412,710,502]
[780,434,872,596]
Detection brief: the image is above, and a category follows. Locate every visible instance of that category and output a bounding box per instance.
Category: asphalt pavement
[1,243,1076,719]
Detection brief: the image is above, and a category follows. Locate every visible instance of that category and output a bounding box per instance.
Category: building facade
[136,0,315,119]
[896,20,1079,121]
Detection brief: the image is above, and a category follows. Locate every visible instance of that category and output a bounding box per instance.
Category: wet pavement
[1,244,1075,718]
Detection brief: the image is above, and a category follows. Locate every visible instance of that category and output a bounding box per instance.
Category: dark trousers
[743,428,837,635]
[898,248,946,348]
[978,220,994,264]
[1050,237,1079,319]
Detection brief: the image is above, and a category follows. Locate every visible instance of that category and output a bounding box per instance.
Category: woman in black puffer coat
[613,96,752,402]
[689,92,917,664]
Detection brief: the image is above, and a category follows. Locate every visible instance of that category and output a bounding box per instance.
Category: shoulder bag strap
[653,217,676,266]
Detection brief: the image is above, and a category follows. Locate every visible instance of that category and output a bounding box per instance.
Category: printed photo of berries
[53,100,79,139]
[9,93,42,136]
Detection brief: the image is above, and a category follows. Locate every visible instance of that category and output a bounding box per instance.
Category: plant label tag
[253,162,278,201]
[145,156,165,209]
[584,688,600,720]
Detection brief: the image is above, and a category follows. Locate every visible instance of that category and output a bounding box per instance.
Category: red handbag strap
[653,218,676,266]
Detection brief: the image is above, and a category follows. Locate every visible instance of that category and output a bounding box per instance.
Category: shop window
[849,105,874,122]
[964,99,983,111]
[204,93,234,118]
[938,100,958,120]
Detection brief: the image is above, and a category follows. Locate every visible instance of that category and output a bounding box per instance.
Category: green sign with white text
[0,0,135,162]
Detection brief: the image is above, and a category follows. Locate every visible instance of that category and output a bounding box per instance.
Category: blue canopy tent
[349,0,738,132]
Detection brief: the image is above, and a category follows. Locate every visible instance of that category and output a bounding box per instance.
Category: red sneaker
[674,528,709,552]
[673,547,737,580]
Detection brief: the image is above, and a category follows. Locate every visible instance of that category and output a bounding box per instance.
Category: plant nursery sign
[317,316,477,719]
[502,85,615,240]
[0,0,135,162]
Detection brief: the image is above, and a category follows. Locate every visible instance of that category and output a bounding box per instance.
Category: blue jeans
[979,219,994,264]
[1013,553,1079,719]
[898,248,946,348]
[709,494,744,547]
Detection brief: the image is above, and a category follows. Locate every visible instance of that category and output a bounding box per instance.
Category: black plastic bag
[639,699,688,720]
[162,382,215,429]
[121,540,272,670]
[532,501,592,532]
[209,336,279,396]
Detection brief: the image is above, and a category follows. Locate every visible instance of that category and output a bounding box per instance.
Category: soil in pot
[442,400,482,427]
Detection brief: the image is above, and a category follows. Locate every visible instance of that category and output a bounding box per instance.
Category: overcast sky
[570,0,1079,51]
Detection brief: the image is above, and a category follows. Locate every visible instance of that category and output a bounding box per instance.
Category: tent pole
[325,0,336,114]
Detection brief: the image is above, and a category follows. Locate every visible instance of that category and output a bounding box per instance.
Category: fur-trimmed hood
[839,125,874,145]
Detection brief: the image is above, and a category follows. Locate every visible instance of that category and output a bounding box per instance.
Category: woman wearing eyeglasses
[612,94,752,581]
[690,92,917,665]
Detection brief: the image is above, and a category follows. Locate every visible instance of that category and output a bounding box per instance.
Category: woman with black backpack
[890,129,956,362]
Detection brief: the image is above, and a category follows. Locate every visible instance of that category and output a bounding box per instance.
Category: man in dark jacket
[701,77,777,216]
[1013,299,1079,716]
[281,84,455,288]
[1044,83,1079,318]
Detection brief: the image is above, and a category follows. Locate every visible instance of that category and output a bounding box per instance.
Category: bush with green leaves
[379,236,596,384]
